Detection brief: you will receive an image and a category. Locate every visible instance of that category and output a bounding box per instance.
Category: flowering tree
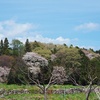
[22,52,66,100]
[0,66,11,83]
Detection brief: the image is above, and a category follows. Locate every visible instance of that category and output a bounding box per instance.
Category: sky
[0,0,100,50]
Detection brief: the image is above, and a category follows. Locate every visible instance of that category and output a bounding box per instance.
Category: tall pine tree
[0,39,4,55]
[25,39,31,52]
[3,38,9,55]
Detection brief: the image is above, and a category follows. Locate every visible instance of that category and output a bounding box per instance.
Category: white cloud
[0,20,37,39]
[80,45,95,50]
[18,35,71,45]
[0,19,77,45]
[75,22,100,32]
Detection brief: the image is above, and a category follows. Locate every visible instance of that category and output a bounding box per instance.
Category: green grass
[0,83,39,91]
[0,84,98,100]
[0,83,81,92]
[50,84,82,90]
[0,93,98,100]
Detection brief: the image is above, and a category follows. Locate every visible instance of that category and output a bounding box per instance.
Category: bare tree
[66,50,100,100]
[21,52,66,100]
[94,87,100,100]
[27,66,66,100]
[69,74,97,100]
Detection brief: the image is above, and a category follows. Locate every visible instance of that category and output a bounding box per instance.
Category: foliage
[0,38,10,55]
[77,50,100,85]
[53,47,81,68]
[31,41,52,59]
[95,49,100,54]
[0,38,99,86]
[25,39,31,52]
[3,38,9,55]
[11,39,25,56]
[7,57,29,84]
[89,57,100,84]
[0,55,15,68]
[0,39,4,55]
[30,41,44,50]
[33,47,52,59]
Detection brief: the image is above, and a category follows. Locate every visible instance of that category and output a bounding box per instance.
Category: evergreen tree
[0,39,4,55]
[25,39,31,52]
[3,38,9,55]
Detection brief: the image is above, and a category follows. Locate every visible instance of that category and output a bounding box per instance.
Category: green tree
[25,39,31,52]
[31,40,40,50]
[0,39,4,55]
[78,49,90,85]
[10,53,65,100]
[89,57,100,84]
[54,47,81,67]
[8,57,29,84]
[53,47,82,86]
[3,38,9,55]
[78,50,100,100]
[95,50,100,54]
[51,45,58,54]
[33,47,52,59]
[11,39,25,56]
[70,44,73,48]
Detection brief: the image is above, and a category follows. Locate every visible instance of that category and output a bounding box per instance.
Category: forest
[0,37,100,100]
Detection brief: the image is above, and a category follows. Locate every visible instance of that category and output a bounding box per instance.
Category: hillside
[81,49,100,59]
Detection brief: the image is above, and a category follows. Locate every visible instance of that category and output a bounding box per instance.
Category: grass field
[0,83,98,100]
[0,83,82,91]
[1,93,97,100]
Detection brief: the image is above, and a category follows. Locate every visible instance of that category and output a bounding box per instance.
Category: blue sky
[0,0,100,50]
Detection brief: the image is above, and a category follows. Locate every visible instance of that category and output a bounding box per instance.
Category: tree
[32,40,40,49]
[3,38,9,55]
[27,66,66,100]
[0,39,4,55]
[25,39,31,52]
[8,57,29,84]
[54,47,81,68]
[18,52,66,100]
[0,66,11,83]
[0,55,15,68]
[0,55,15,83]
[53,48,99,100]
[95,50,100,54]
[69,44,73,48]
[11,39,25,56]
[51,45,58,54]
[68,50,100,100]
[33,47,52,59]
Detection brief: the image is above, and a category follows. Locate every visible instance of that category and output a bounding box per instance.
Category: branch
[46,73,56,90]
[69,75,85,89]
[27,69,44,91]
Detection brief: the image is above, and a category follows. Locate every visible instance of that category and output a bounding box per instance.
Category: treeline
[0,38,31,56]
[0,37,100,85]
[0,37,100,58]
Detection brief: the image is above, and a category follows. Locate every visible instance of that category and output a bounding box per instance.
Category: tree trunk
[85,81,92,100]
[44,88,47,100]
